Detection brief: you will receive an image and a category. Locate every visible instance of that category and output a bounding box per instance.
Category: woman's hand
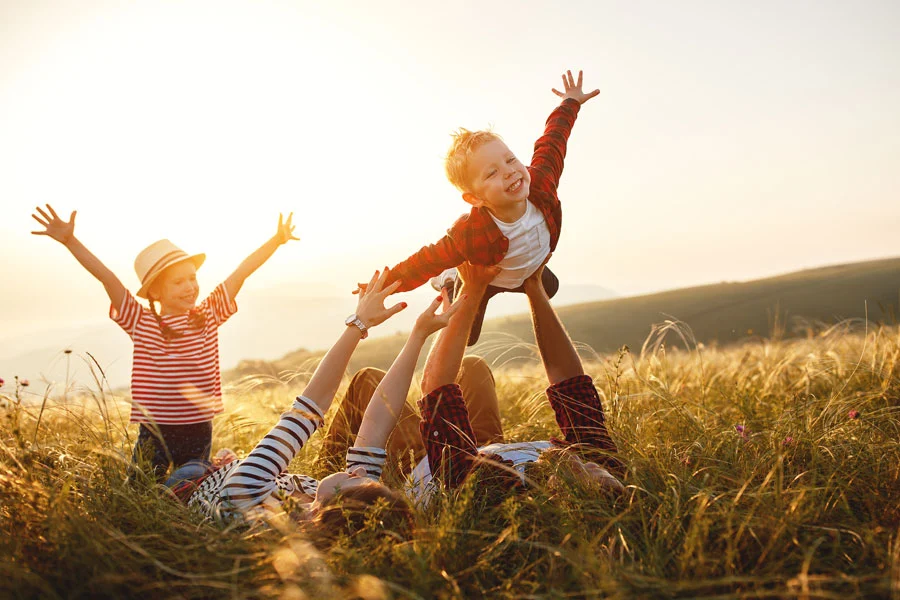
[354,268,406,330]
[411,288,465,340]
[31,204,76,245]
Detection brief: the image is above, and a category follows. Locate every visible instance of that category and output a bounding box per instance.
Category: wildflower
[20,379,29,388]
[848,410,860,420]
[782,436,794,446]
[735,424,748,439]
[0,377,4,387]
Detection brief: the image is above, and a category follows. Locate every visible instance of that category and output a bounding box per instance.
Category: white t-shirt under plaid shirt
[110,283,237,425]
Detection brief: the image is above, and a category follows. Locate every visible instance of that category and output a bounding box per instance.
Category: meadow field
[2,316,899,599]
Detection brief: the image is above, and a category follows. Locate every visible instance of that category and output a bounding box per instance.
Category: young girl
[30,204,299,481]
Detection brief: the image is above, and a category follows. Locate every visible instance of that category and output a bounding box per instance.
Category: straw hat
[134,239,206,299]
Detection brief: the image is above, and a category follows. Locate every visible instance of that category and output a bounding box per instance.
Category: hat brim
[136,253,206,299]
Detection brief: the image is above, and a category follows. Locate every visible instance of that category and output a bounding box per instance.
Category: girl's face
[150,261,200,315]
[311,466,376,506]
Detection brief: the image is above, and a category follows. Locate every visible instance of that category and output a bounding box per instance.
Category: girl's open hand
[355,268,407,330]
[412,288,466,339]
[552,70,600,105]
[275,213,300,245]
[31,204,76,245]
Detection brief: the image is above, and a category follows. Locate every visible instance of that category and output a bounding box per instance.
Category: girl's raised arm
[224,213,299,298]
[31,204,127,310]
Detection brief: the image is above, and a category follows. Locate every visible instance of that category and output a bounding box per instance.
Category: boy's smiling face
[463,139,531,220]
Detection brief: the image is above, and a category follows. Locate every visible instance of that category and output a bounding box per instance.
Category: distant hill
[226,257,900,380]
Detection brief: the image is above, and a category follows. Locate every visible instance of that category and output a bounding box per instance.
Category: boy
[371,70,600,345]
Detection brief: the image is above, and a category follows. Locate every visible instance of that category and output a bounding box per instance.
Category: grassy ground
[2,321,899,599]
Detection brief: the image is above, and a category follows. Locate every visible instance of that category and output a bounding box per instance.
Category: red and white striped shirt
[111,284,238,425]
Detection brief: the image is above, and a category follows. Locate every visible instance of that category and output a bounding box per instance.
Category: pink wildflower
[782,436,794,446]
[0,377,4,387]
[735,424,748,439]
[848,410,860,420]
[20,379,29,388]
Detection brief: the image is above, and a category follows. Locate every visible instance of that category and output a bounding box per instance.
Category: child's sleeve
[529,98,581,189]
[109,291,144,338]
[200,283,239,328]
[386,233,464,293]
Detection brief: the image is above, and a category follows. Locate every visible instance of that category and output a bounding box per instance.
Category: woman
[171,268,463,529]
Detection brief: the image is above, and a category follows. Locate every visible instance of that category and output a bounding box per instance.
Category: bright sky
[2,0,899,338]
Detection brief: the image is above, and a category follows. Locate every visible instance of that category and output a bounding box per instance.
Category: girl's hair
[304,483,413,545]
[147,296,206,341]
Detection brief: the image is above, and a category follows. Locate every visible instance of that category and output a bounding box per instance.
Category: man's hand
[456,261,501,293]
[31,204,76,245]
[552,70,600,105]
[275,212,300,245]
[523,253,552,298]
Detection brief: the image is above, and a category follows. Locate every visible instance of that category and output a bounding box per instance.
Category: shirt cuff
[346,446,387,481]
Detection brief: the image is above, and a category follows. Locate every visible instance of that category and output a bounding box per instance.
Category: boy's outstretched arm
[224,213,299,298]
[531,69,599,187]
[31,204,127,310]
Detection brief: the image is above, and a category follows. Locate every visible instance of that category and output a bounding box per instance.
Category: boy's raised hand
[31,204,76,245]
[552,70,600,105]
[275,212,300,245]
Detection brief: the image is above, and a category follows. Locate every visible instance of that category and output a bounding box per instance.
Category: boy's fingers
[46,204,60,220]
[561,74,568,90]
[31,214,48,227]
[567,69,574,86]
[551,88,563,97]
[70,210,77,224]
[587,89,600,100]
[576,70,583,87]
[30,230,48,236]
[35,206,51,221]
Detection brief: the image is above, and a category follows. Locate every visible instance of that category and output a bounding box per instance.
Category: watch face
[345,314,357,326]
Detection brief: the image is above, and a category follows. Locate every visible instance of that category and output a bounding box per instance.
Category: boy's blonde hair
[445,128,503,193]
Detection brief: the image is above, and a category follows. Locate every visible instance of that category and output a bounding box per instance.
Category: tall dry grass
[1,322,899,599]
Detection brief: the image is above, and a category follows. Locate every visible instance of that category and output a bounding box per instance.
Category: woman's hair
[304,483,413,546]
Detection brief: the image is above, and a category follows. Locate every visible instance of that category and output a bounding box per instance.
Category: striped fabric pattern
[111,284,237,425]
[346,446,387,480]
[188,395,324,523]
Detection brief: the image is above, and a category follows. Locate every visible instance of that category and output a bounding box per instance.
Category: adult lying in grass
[411,260,625,500]
[167,269,462,535]
[320,261,625,503]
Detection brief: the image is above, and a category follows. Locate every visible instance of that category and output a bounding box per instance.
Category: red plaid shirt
[388,99,582,292]
[419,374,621,491]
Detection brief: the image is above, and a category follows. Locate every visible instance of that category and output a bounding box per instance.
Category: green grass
[2,320,900,598]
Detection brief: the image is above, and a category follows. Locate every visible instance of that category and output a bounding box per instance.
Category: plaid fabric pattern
[546,375,624,476]
[388,99,581,292]
[418,384,522,490]
[418,384,479,488]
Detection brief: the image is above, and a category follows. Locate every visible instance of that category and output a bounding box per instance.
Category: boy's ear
[462,192,483,208]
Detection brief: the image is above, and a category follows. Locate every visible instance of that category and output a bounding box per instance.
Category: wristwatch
[345,314,369,339]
